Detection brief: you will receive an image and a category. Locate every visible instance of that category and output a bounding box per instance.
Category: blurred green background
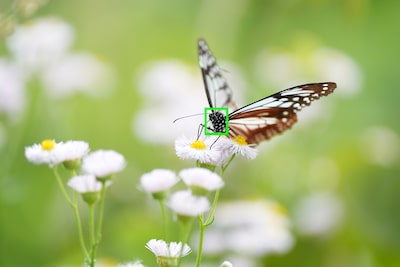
[1,0,400,266]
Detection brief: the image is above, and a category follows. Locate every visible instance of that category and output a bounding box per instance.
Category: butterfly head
[209,110,226,133]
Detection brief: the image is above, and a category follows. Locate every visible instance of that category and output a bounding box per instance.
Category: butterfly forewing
[230,83,336,115]
[198,39,234,109]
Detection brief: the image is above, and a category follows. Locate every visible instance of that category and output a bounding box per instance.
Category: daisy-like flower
[179,167,224,195]
[25,139,62,166]
[168,190,210,218]
[57,140,89,169]
[145,239,191,267]
[68,174,106,193]
[82,150,126,179]
[25,139,88,167]
[140,169,179,199]
[216,136,258,160]
[67,174,110,204]
[175,136,222,165]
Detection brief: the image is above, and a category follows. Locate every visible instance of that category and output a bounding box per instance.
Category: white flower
[294,192,343,236]
[67,174,108,193]
[220,261,233,267]
[118,261,146,267]
[215,136,258,160]
[179,167,224,193]
[360,126,400,167]
[25,139,88,167]
[82,150,126,178]
[168,190,210,217]
[58,140,89,161]
[0,59,26,121]
[201,200,294,257]
[140,169,179,193]
[254,44,362,98]
[146,239,191,266]
[7,17,74,73]
[175,136,222,165]
[41,52,116,99]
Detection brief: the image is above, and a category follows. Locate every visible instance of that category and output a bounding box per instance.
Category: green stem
[177,218,194,267]
[195,216,205,267]
[53,167,89,261]
[53,166,73,206]
[89,203,96,246]
[221,154,235,174]
[90,180,108,266]
[205,190,220,225]
[158,199,169,241]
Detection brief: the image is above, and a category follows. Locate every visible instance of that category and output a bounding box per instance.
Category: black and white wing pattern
[197,39,337,145]
[228,82,336,144]
[198,39,236,109]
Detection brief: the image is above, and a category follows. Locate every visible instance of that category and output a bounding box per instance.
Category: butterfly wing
[198,39,236,109]
[229,82,337,144]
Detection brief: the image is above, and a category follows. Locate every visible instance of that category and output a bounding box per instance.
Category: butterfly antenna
[173,113,204,123]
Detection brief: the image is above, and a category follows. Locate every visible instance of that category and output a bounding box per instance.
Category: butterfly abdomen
[209,111,226,133]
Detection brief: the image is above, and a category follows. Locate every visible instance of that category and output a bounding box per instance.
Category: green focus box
[204,107,229,136]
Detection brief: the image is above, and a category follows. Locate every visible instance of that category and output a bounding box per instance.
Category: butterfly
[198,38,337,145]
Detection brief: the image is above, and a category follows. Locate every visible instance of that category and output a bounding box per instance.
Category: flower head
[175,136,222,165]
[216,136,258,160]
[140,169,179,199]
[25,139,88,167]
[146,239,191,267]
[179,167,224,195]
[67,174,107,193]
[82,150,126,179]
[168,190,210,218]
[68,174,110,204]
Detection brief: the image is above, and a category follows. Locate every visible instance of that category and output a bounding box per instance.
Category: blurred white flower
[146,239,191,266]
[41,52,116,98]
[140,169,179,193]
[6,17,74,73]
[360,126,400,167]
[68,174,109,193]
[168,190,210,217]
[133,60,246,144]
[220,261,233,267]
[118,261,146,267]
[0,59,26,121]
[200,199,294,257]
[294,192,343,236]
[175,136,223,165]
[254,44,362,98]
[25,139,88,167]
[179,167,224,193]
[58,140,89,162]
[82,150,126,178]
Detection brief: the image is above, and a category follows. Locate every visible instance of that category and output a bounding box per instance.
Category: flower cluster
[25,139,126,195]
[25,139,126,267]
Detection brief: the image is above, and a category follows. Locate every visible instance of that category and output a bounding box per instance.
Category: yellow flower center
[41,139,56,150]
[190,140,207,150]
[232,135,248,146]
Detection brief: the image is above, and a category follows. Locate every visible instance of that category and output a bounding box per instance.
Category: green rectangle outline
[204,107,229,136]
